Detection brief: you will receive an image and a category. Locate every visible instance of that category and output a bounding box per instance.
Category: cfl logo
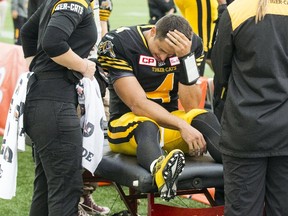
[0,67,6,104]
[139,55,156,66]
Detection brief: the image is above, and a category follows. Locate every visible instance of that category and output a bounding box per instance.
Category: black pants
[24,100,83,216]
[223,154,288,216]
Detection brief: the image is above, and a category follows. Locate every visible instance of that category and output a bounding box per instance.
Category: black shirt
[212,0,288,157]
[21,0,97,103]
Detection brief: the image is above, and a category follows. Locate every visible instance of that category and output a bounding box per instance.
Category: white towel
[77,77,106,174]
[0,72,33,199]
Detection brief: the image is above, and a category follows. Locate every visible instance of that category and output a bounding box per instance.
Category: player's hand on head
[165,29,192,58]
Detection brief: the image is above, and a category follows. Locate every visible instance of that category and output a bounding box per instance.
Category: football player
[97,14,222,201]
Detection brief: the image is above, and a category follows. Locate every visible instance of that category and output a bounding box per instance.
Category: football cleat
[152,149,185,201]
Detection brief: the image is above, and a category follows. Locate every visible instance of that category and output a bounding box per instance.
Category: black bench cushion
[95,145,223,193]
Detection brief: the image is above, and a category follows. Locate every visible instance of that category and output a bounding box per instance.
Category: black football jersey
[97,25,204,118]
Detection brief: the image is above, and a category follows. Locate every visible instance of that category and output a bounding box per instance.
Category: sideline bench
[83,144,224,216]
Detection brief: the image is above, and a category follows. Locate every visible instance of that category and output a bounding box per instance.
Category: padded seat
[84,143,224,216]
[95,145,223,193]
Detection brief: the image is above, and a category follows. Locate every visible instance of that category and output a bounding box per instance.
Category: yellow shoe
[152,149,185,201]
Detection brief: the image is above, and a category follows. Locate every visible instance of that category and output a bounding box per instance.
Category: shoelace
[78,204,90,216]
[80,195,107,214]
[151,155,165,186]
[80,202,99,214]
[152,156,165,175]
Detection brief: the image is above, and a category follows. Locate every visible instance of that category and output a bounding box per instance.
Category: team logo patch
[83,122,95,137]
[54,2,84,15]
[1,145,13,163]
[169,56,180,66]
[139,55,156,66]
[98,40,116,58]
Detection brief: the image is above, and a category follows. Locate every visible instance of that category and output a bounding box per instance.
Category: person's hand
[12,10,18,19]
[179,121,207,156]
[165,29,192,58]
[82,59,96,80]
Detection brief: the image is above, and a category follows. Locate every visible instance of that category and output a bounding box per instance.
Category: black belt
[34,71,66,80]
[26,71,66,95]
[26,71,82,94]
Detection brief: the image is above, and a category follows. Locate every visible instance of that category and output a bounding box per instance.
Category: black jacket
[212,0,288,157]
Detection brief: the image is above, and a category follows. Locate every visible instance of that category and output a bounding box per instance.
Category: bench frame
[83,172,224,216]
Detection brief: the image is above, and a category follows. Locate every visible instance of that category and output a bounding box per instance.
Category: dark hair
[155,14,193,40]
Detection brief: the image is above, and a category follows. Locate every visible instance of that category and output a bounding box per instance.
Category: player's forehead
[153,38,175,55]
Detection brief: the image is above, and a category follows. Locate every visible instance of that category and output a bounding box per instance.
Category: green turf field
[0,1,213,215]
[0,0,150,44]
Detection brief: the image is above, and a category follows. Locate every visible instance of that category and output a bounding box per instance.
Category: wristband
[179,53,200,85]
